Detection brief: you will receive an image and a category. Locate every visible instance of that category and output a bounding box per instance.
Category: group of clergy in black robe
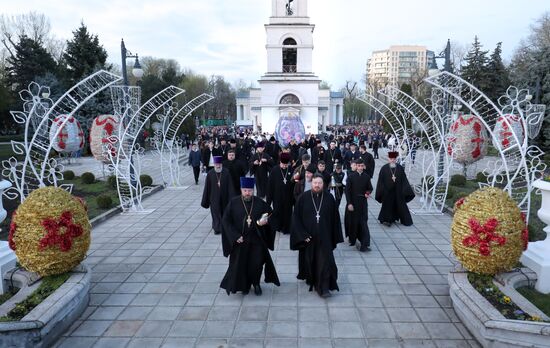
[200,136,415,298]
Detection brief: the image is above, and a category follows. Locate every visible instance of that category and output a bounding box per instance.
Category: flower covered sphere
[447,114,488,165]
[49,115,85,153]
[493,114,525,150]
[9,187,91,276]
[90,115,119,163]
[451,187,527,275]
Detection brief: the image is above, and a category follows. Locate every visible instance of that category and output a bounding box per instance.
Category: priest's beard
[242,195,252,202]
[214,167,222,173]
[389,163,396,169]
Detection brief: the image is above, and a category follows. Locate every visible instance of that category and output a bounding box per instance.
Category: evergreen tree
[6,35,57,92]
[486,42,511,103]
[62,22,109,85]
[461,36,491,94]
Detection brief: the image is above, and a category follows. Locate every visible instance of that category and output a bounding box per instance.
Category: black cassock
[324,148,343,173]
[290,190,343,296]
[266,166,294,234]
[343,171,357,240]
[375,164,415,226]
[201,168,236,234]
[220,196,280,294]
[249,152,274,198]
[360,151,376,178]
[345,171,373,247]
[224,159,247,194]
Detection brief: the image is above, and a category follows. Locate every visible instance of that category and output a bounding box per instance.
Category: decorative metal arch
[357,93,405,145]
[424,72,546,220]
[2,71,122,202]
[378,86,452,214]
[105,85,185,212]
[157,93,214,188]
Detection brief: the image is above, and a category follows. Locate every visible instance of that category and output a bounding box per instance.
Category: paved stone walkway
[54,155,480,348]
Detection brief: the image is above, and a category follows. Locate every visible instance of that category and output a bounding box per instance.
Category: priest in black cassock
[220,177,280,296]
[345,159,374,251]
[266,152,294,234]
[224,149,247,193]
[201,156,236,235]
[359,144,376,178]
[290,174,343,298]
[324,140,342,174]
[375,151,415,227]
[249,142,274,199]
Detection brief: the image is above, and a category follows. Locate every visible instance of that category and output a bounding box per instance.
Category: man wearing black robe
[221,177,280,295]
[219,137,230,160]
[375,151,415,226]
[345,159,373,251]
[266,152,294,234]
[265,136,280,163]
[249,142,274,199]
[316,160,331,188]
[330,164,345,208]
[201,140,221,172]
[343,143,360,170]
[359,145,376,179]
[224,149,247,194]
[343,160,358,244]
[201,156,236,234]
[290,174,343,298]
[324,140,342,174]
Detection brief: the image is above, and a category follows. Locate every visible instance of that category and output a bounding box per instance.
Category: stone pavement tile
[116,306,151,321]
[233,321,267,338]
[408,295,440,308]
[208,306,240,321]
[201,320,235,338]
[363,322,396,339]
[386,308,420,322]
[116,282,146,294]
[178,306,210,320]
[298,338,332,348]
[167,282,196,294]
[393,323,430,339]
[131,294,163,306]
[187,293,217,306]
[434,340,473,348]
[331,322,364,338]
[268,306,297,321]
[357,307,389,322]
[299,321,330,338]
[135,320,172,338]
[333,338,370,348]
[91,282,121,294]
[415,308,451,323]
[103,294,136,306]
[88,306,125,320]
[371,274,398,284]
[264,338,298,348]
[71,320,112,337]
[215,293,245,306]
[454,322,473,339]
[424,323,463,339]
[354,294,383,307]
[55,337,97,348]
[89,293,109,306]
[195,338,229,348]
[266,322,298,338]
[167,320,204,337]
[103,320,144,337]
[141,283,171,294]
[328,307,359,321]
[299,307,328,321]
[127,338,163,348]
[159,293,190,306]
[380,295,411,307]
[436,296,453,308]
[366,339,401,347]
[401,339,436,347]
[468,340,482,347]
[401,284,431,295]
[228,338,264,347]
[147,306,182,320]
[92,337,130,348]
[239,306,269,321]
[160,338,196,348]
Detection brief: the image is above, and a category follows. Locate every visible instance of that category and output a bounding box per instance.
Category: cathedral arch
[279,93,301,105]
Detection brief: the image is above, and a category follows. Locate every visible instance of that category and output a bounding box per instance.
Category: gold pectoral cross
[392,175,396,182]
[246,216,252,228]
[315,213,320,223]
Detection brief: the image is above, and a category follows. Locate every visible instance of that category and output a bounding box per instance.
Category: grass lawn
[61,177,120,219]
[517,287,550,318]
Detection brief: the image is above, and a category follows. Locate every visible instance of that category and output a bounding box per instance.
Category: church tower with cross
[236,0,344,138]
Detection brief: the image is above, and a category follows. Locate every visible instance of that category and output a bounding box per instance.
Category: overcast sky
[1,0,548,90]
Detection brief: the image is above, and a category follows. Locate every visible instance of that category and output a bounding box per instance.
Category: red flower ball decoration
[462,218,506,256]
[8,212,17,251]
[520,212,529,251]
[38,211,84,252]
[455,197,466,209]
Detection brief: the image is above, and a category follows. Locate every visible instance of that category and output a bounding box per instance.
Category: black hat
[229,139,236,144]
[306,164,316,173]
[269,136,276,142]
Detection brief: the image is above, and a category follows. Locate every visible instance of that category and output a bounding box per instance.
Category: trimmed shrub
[96,194,113,209]
[446,186,457,200]
[81,172,95,184]
[107,175,118,189]
[476,172,488,183]
[140,175,153,187]
[63,170,75,180]
[450,174,467,187]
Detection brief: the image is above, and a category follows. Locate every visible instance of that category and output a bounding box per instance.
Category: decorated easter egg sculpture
[49,114,85,153]
[275,109,306,147]
[447,114,488,165]
[8,187,91,276]
[451,187,527,275]
[494,114,525,150]
[90,114,119,162]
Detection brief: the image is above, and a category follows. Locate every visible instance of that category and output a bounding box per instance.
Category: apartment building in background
[366,45,435,88]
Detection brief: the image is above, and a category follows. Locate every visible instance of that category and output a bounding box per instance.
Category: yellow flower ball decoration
[451,187,527,275]
[9,187,91,277]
